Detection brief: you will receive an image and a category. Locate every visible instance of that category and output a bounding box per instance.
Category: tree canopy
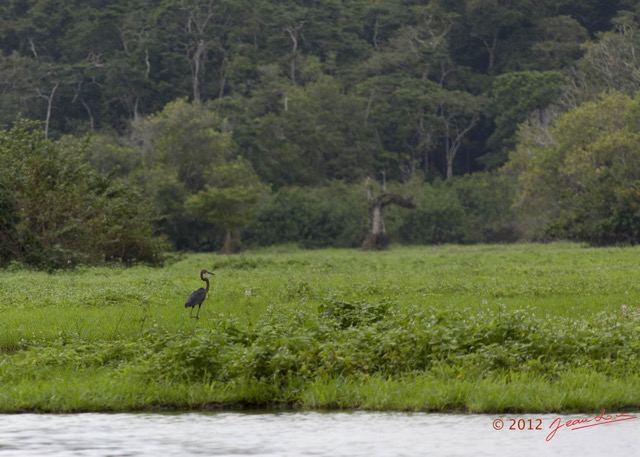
[0,120,166,269]
[510,92,640,245]
[3,0,640,261]
[3,0,632,180]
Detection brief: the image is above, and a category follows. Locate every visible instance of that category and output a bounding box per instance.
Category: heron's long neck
[202,277,210,292]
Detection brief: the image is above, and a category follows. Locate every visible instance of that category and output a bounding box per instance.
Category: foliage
[531,15,588,70]
[134,303,640,386]
[393,182,468,244]
[0,120,166,269]
[131,98,235,192]
[486,70,563,168]
[392,173,519,244]
[578,12,640,97]
[1,0,630,182]
[2,244,640,412]
[253,76,378,187]
[1,2,640,252]
[244,175,518,249]
[129,99,269,252]
[451,172,520,243]
[185,157,269,253]
[510,92,640,244]
[244,184,370,248]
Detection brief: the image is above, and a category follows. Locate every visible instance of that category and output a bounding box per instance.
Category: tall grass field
[1,243,639,413]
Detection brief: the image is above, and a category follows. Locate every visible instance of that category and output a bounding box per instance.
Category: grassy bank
[1,243,639,413]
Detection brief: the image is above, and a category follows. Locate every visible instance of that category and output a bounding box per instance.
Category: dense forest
[2,0,640,267]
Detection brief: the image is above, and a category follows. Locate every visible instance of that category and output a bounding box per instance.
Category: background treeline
[2,0,640,267]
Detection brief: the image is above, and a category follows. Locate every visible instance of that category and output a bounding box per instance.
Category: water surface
[0,411,638,456]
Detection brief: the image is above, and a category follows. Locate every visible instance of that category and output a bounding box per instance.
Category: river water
[0,411,638,456]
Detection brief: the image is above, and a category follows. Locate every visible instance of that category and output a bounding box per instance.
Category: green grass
[1,243,639,413]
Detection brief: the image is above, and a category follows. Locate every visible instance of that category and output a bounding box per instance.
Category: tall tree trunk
[362,203,390,250]
[221,228,239,254]
[38,82,59,139]
[440,109,479,180]
[285,22,305,84]
[218,55,228,99]
[370,205,385,236]
[482,34,498,71]
[191,39,206,103]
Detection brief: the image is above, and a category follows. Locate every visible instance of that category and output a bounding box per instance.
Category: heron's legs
[190,304,201,319]
[188,303,203,319]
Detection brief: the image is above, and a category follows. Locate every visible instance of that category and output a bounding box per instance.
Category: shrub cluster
[0,120,166,269]
[244,173,519,248]
[136,301,640,387]
[244,184,370,248]
[511,92,640,246]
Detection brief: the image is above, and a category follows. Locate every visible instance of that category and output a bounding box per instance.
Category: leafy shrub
[391,182,468,244]
[451,172,520,243]
[0,120,166,269]
[135,302,640,387]
[318,298,393,329]
[510,92,640,245]
[8,301,637,401]
[246,175,519,249]
[389,174,519,245]
[245,183,369,248]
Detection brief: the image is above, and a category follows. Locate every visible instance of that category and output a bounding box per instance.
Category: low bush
[2,245,639,412]
[132,301,640,387]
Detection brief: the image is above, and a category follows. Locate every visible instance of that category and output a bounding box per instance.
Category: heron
[184,269,215,319]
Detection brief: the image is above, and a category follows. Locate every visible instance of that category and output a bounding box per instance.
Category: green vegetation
[2,2,640,414]
[510,92,640,245]
[3,1,640,255]
[1,244,639,413]
[0,120,166,269]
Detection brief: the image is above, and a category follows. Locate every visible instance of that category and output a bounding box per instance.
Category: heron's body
[184,287,207,308]
[184,269,215,319]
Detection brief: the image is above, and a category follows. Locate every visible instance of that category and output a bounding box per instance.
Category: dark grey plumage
[184,269,215,319]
